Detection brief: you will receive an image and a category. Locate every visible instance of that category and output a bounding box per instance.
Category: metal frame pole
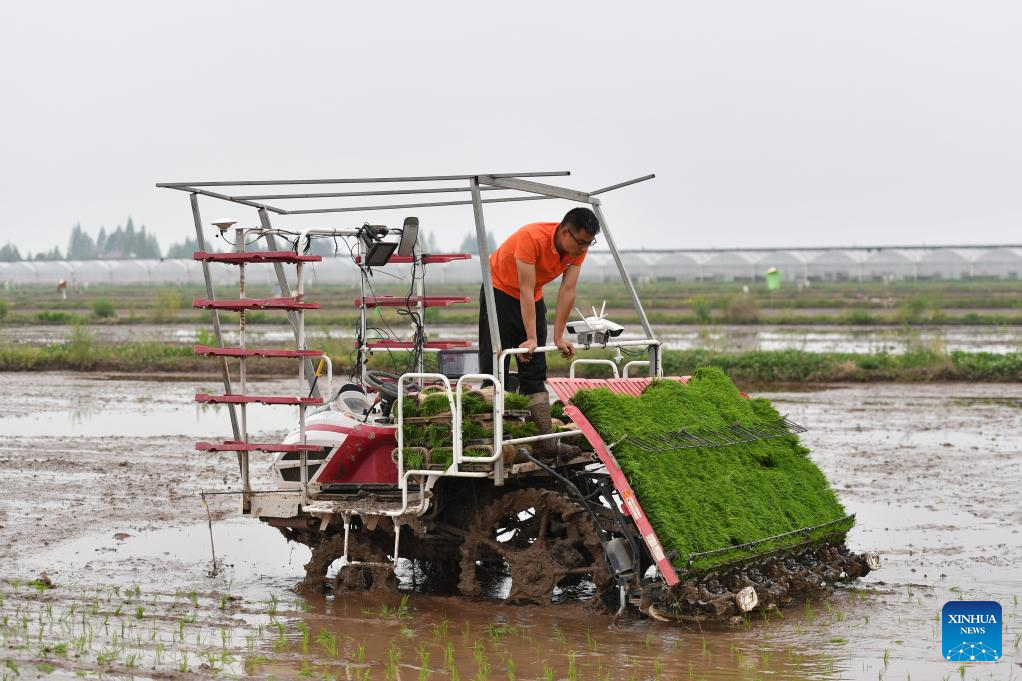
[469,177,504,485]
[234,227,251,502]
[191,194,241,442]
[413,240,425,381]
[257,208,320,397]
[357,238,369,386]
[470,178,502,367]
[297,262,308,495]
[591,200,661,377]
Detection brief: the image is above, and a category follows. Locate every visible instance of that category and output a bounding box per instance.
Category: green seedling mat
[571,367,854,573]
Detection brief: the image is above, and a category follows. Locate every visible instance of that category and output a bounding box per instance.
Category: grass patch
[572,367,852,573]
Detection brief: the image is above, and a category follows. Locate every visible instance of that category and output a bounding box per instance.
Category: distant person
[478,207,600,459]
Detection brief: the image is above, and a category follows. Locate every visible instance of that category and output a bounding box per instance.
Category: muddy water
[5,323,1022,354]
[1,373,1020,679]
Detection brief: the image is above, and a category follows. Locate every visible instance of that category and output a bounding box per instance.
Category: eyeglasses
[567,231,597,249]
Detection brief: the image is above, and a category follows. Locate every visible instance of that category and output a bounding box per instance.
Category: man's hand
[555,336,575,359]
[518,337,538,363]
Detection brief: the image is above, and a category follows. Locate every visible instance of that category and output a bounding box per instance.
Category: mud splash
[1,374,1020,679]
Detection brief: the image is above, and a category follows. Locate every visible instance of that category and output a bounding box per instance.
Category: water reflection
[4,323,1022,354]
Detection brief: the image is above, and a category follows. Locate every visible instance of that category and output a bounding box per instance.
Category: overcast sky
[1,1,1020,255]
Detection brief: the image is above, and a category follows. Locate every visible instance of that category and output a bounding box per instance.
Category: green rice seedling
[654,657,664,679]
[567,651,578,681]
[506,654,515,681]
[298,621,311,654]
[97,646,120,665]
[73,633,88,656]
[385,641,401,680]
[432,618,449,641]
[317,629,338,657]
[178,650,189,673]
[134,605,144,619]
[883,648,890,669]
[543,663,554,681]
[417,648,432,680]
[472,644,490,681]
[273,625,288,653]
[405,449,426,470]
[125,651,138,668]
[487,625,517,644]
[553,625,566,647]
[444,641,455,668]
[201,650,221,671]
[573,368,852,572]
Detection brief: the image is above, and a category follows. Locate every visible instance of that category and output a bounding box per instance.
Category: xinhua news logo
[942,600,1002,662]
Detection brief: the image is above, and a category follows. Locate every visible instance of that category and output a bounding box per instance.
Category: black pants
[478,286,547,395]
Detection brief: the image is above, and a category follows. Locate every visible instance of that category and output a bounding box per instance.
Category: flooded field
[1,373,1020,679]
[4,323,1022,354]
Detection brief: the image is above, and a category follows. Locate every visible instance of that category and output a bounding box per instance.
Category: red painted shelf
[354,253,471,265]
[193,297,320,311]
[366,339,472,350]
[193,345,324,359]
[195,393,324,406]
[196,441,322,453]
[355,295,471,309]
[193,251,322,264]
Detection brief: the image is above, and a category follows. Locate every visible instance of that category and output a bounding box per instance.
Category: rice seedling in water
[385,640,401,680]
[444,640,455,668]
[472,644,490,681]
[317,629,339,657]
[97,645,120,665]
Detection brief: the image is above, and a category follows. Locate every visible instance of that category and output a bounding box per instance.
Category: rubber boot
[528,391,582,462]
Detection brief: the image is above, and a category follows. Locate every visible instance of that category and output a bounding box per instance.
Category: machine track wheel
[298,531,395,594]
[457,487,611,605]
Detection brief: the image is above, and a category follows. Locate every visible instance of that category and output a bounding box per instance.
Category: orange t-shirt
[489,222,586,302]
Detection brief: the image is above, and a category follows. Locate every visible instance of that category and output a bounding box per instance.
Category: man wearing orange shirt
[479,207,600,458]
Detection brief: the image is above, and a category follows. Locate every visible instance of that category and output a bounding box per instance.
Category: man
[478,207,600,458]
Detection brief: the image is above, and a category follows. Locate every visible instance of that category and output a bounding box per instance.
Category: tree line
[0,220,495,263]
[0,218,181,262]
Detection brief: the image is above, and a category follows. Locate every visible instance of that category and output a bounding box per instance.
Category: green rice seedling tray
[570,367,854,574]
